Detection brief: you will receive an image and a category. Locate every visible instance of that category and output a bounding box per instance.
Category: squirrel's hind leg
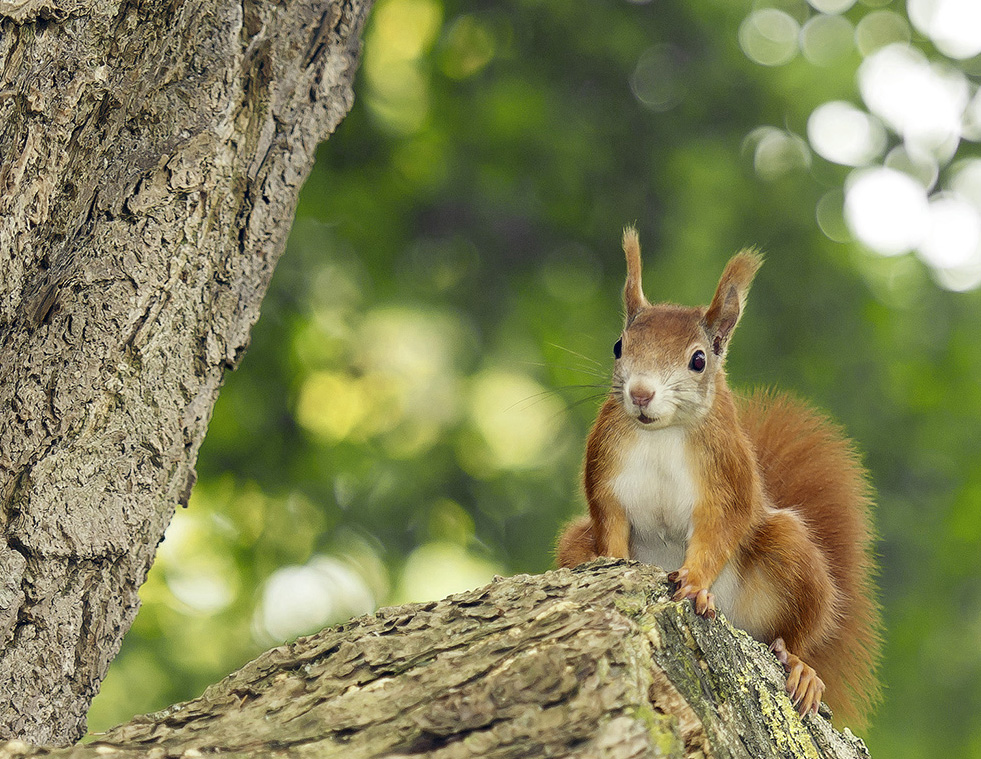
[770,637,826,717]
[738,508,837,717]
[555,516,598,568]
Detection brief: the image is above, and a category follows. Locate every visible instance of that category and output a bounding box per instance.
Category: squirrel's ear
[622,226,649,320]
[703,249,763,357]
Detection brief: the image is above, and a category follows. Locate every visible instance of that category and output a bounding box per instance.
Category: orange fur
[555,515,597,568]
[738,389,882,724]
[555,232,881,728]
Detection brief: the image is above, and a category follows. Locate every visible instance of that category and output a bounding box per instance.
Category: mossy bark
[0,0,370,744]
[0,561,872,758]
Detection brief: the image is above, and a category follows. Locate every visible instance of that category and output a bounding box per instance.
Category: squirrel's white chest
[611,426,697,568]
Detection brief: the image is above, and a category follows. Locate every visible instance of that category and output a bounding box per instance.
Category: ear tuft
[622,226,649,319]
[703,249,763,357]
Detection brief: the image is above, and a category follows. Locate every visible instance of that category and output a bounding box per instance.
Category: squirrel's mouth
[637,412,658,425]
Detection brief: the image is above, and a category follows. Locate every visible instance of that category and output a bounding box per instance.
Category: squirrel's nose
[630,388,654,408]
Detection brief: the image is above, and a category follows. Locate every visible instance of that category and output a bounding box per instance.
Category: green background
[89,1,981,756]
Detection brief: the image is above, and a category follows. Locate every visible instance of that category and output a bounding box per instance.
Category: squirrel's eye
[613,339,622,359]
[689,350,706,372]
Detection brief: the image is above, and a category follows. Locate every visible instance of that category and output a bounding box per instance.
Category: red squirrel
[556,228,881,726]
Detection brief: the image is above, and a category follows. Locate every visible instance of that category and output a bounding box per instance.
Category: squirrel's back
[737,389,882,725]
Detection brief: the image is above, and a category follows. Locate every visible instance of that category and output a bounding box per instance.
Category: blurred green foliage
[89,0,981,756]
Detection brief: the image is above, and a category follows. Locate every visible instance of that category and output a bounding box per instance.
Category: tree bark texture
[0,0,370,744]
[0,562,871,758]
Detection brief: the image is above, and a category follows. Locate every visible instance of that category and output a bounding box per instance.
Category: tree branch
[0,561,872,758]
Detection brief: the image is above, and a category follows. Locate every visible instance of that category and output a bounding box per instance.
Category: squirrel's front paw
[667,567,716,619]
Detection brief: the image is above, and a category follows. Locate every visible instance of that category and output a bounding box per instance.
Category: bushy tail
[738,389,882,727]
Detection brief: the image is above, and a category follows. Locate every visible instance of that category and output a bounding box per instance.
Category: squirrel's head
[611,227,762,430]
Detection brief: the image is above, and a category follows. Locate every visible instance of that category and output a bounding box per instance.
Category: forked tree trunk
[0,562,871,758]
[0,0,370,744]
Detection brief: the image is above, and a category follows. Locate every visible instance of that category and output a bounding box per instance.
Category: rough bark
[0,0,370,744]
[0,561,871,758]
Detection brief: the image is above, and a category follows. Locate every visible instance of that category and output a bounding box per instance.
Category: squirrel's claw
[770,637,825,717]
[769,637,790,665]
[668,568,717,619]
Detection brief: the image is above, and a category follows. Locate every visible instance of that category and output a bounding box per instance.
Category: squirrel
[556,227,881,727]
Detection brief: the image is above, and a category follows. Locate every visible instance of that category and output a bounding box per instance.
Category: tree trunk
[0,562,872,758]
[0,0,370,744]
